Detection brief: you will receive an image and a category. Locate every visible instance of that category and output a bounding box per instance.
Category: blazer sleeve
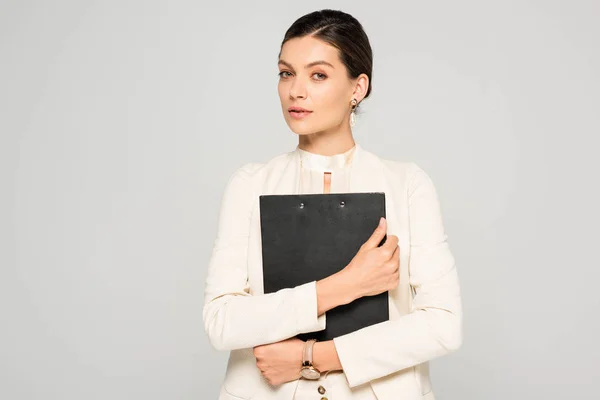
[202,163,326,351]
[332,162,463,388]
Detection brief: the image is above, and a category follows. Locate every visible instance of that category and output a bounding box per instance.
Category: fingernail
[379,217,385,227]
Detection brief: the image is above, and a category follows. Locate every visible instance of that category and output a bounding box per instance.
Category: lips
[288,106,312,113]
[288,108,312,120]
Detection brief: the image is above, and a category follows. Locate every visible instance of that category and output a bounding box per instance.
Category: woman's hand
[253,337,304,386]
[339,217,400,301]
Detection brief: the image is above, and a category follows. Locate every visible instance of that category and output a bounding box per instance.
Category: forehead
[279,36,341,66]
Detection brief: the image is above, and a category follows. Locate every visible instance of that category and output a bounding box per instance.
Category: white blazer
[203,143,463,400]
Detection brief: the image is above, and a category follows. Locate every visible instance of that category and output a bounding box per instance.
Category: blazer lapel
[350,144,402,249]
[348,144,418,400]
[349,144,408,319]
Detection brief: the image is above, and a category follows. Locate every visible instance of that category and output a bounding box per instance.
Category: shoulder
[388,159,437,196]
[383,158,440,202]
[385,160,434,191]
[363,148,428,189]
[230,162,265,181]
[225,150,292,188]
[362,148,440,202]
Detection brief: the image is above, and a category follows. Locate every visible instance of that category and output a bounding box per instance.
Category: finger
[380,234,399,254]
[391,246,400,271]
[378,239,399,265]
[383,249,399,270]
[362,217,387,250]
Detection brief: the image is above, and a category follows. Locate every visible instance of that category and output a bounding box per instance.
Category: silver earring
[350,99,358,128]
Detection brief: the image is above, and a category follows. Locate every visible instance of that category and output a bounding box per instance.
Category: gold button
[320,397,327,400]
[318,385,326,394]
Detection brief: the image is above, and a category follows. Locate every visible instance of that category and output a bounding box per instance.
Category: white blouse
[292,143,378,399]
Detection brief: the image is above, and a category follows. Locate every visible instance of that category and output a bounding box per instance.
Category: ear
[351,73,369,103]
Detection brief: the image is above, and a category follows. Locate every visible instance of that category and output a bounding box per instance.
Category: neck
[297,124,355,156]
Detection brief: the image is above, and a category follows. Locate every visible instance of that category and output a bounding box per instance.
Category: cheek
[314,86,348,118]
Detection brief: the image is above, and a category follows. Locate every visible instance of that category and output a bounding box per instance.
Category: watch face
[300,367,321,380]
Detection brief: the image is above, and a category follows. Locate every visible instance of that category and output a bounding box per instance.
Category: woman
[203,9,462,400]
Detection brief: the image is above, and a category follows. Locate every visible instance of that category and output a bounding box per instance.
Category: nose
[289,76,307,99]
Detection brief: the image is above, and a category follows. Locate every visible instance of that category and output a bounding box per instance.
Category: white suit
[203,142,463,399]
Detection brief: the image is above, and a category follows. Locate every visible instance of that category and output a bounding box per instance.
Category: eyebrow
[277,59,335,69]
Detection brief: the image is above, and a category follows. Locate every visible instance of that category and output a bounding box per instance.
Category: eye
[278,71,292,78]
[313,73,327,81]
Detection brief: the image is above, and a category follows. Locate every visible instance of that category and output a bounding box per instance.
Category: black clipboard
[259,192,389,341]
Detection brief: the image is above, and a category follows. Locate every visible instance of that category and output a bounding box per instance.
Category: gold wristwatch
[299,339,321,379]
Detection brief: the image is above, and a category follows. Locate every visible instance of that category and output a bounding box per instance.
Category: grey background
[1,1,599,399]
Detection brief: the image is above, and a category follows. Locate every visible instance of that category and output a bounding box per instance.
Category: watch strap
[303,339,317,365]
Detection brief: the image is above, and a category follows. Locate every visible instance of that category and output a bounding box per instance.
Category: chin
[287,121,326,136]
[291,128,316,136]
[286,123,312,135]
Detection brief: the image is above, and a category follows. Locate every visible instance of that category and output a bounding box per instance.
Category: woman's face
[277,36,366,136]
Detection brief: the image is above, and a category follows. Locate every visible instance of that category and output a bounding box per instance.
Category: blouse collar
[295,143,358,172]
